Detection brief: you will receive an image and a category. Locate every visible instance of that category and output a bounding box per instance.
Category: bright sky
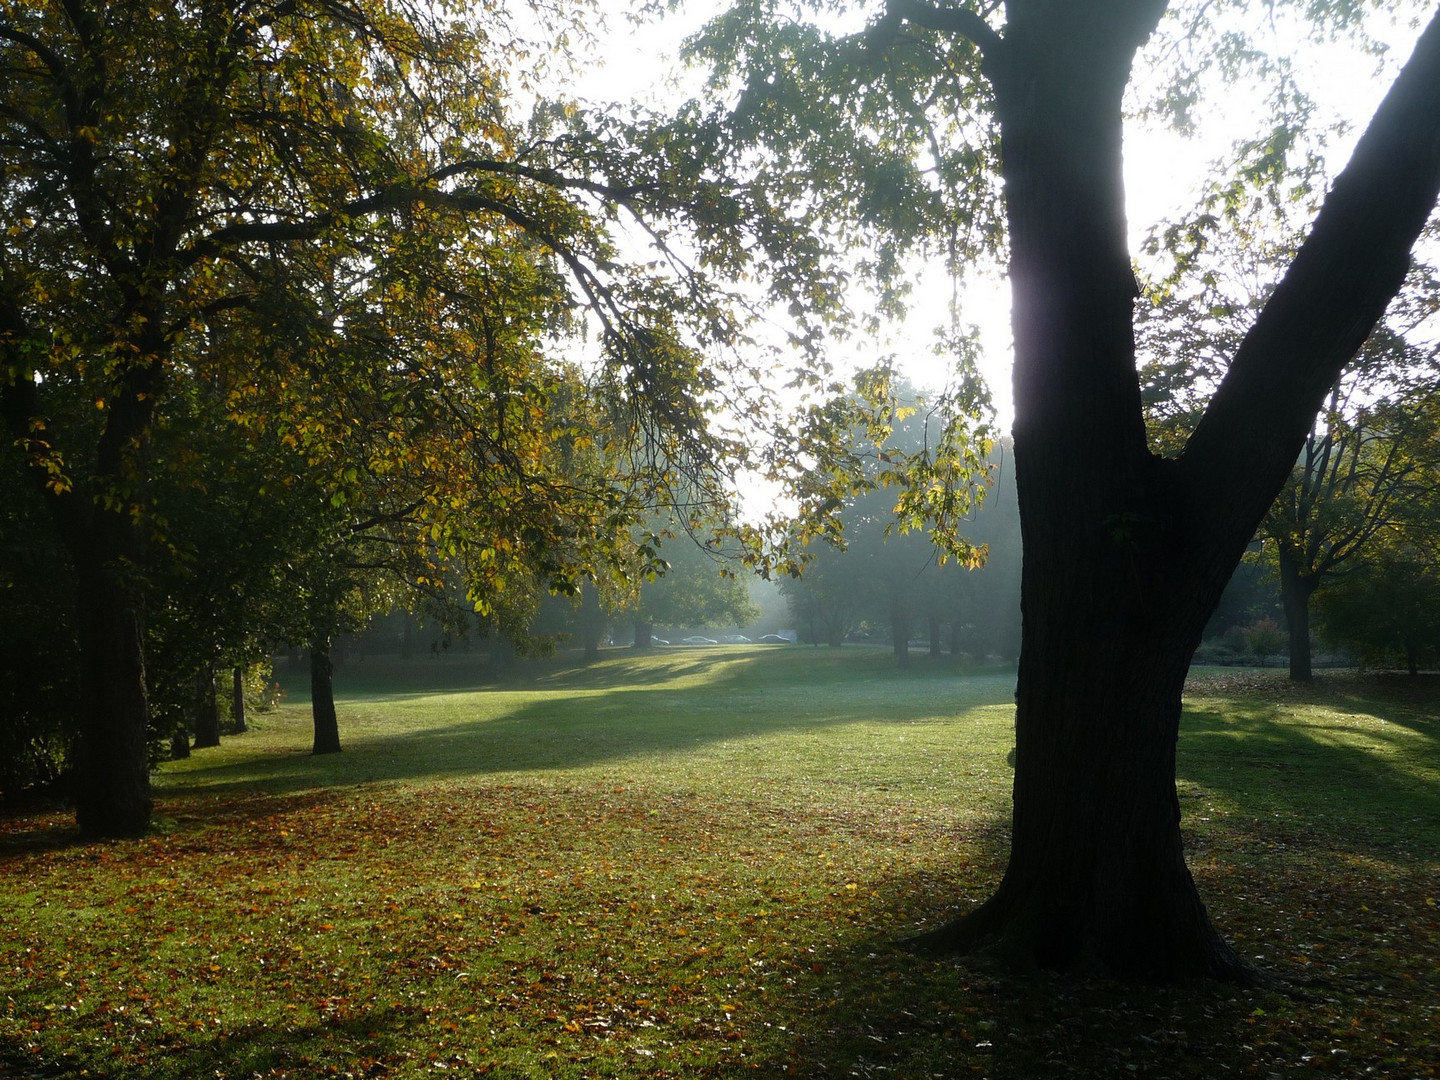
[563,2,1425,436]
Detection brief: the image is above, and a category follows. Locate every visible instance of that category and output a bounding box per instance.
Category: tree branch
[1182,7,1440,548]
[886,0,1003,57]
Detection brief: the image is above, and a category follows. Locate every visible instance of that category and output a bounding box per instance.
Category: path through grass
[2,649,1437,1078]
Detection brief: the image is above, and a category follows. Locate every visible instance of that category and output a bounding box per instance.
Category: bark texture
[73,568,154,837]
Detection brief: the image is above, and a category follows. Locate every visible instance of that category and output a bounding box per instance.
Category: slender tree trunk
[1277,547,1316,680]
[581,586,604,661]
[891,600,910,669]
[192,663,221,748]
[928,615,942,658]
[231,665,248,733]
[310,638,341,755]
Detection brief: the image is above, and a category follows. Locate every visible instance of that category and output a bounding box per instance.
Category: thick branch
[1183,9,1440,543]
[886,0,1004,56]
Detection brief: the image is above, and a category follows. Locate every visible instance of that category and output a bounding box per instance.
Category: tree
[1263,385,1440,678]
[621,525,760,647]
[0,0,779,833]
[690,1,1440,980]
[1138,198,1440,680]
[1316,534,1440,674]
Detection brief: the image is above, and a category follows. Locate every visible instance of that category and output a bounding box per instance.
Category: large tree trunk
[2,330,161,837]
[1277,546,1317,681]
[73,563,154,838]
[310,638,341,755]
[902,0,1440,981]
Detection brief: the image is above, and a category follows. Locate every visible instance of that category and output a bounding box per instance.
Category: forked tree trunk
[901,0,1440,981]
[310,638,341,755]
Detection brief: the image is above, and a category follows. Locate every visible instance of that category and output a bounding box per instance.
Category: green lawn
[2,649,1437,1078]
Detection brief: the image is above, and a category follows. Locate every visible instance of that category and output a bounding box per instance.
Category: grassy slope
[1,649,1436,1079]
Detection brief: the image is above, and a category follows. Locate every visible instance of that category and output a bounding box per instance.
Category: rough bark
[310,639,341,755]
[2,309,161,837]
[902,0,1440,981]
[1277,547,1318,681]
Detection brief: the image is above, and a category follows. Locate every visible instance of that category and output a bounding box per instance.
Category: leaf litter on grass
[1,650,1438,1078]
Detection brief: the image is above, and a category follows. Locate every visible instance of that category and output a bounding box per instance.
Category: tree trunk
[73,565,154,837]
[192,663,221,748]
[310,639,341,755]
[928,615,942,658]
[231,665,248,733]
[1277,546,1317,681]
[581,585,604,661]
[891,600,910,669]
[3,333,160,837]
[633,621,653,649]
[903,0,1440,981]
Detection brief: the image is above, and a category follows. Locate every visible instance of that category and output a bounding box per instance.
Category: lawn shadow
[1178,688,1440,859]
[694,861,1297,1080]
[0,1004,433,1080]
[155,650,1020,804]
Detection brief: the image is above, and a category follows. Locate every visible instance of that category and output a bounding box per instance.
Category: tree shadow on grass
[155,653,1020,806]
[704,863,1436,1080]
[1178,698,1440,858]
[0,1004,434,1080]
[0,789,338,864]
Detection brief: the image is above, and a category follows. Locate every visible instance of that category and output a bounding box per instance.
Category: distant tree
[1316,537,1440,674]
[1261,384,1440,678]
[622,526,759,647]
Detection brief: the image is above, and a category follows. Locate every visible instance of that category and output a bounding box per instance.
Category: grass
[1,648,1437,1079]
